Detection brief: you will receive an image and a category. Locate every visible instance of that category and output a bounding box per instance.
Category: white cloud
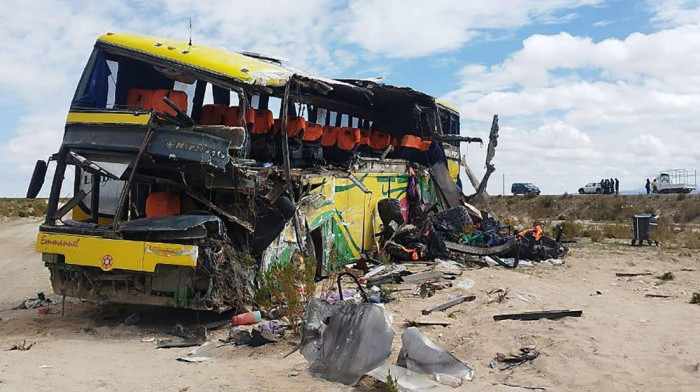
[342,0,602,57]
[648,0,700,26]
[448,24,700,194]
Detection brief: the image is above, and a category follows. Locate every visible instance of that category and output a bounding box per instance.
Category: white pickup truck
[656,169,696,194]
[578,182,601,194]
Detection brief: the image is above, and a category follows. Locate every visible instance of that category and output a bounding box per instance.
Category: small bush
[585,228,603,243]
[556,220,582,238]
[255,255,317,334]
[602,223,630,239]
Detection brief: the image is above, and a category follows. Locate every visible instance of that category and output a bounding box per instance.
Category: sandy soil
[1,220,699,391]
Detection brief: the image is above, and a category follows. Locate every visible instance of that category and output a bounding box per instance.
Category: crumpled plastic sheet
[429,206,473,233]
[397,327,474,382]
[300,297,394,386]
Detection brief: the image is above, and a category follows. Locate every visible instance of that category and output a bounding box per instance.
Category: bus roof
[97,32,458,116]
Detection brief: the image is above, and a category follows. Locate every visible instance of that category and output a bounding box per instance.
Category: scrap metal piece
[493,310,583,321]
[445,238,519,256]
[615,271,653,277]
[366,363,443,391]
[300,297,394,386]
[397,327,475,382]
[421,295,475,315]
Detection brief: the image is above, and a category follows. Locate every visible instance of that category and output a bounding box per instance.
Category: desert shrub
[255,254,316,334]
[555,220,582,238]
[583,227,603,243]
[602,223,631,239]
[682,233,700,249]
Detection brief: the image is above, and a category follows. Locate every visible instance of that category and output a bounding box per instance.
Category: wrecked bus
[29,33,479,311]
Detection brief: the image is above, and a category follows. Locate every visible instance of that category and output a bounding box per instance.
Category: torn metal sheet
[300,298,394,386]
[120,215,223,240]
[366,363,443,391]
[397,327,474,382]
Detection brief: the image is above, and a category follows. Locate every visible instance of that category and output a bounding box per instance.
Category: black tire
[578,188,584,194]
[26,160,47,199]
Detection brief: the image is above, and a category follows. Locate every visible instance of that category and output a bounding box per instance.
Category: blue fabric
[74,49,111,108]
[426,140,446,165]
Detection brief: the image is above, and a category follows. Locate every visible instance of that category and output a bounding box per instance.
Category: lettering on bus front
[40,235,80,248]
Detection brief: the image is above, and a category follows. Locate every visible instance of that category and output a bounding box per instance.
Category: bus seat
[226,106,255,127]
[151,89,188,116]
[337,127,361,151]
[252,109,274,135]
[200,104,228,125]
[369,130,391,150]
[145,192,181,218]
[303,123,324,143]
[126,88,154,110]
[359,129,371,146]
[272,117,307,138]
[321,126,339,147]
[399,135,430,151]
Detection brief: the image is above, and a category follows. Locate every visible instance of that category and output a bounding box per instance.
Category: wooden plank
[421,295,476,315]
[493,310,582,321]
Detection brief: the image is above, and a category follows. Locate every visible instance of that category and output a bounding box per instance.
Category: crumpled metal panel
[300,298,394,386]
[397,327,474,382]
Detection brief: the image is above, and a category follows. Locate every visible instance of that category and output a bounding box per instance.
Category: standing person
[652,178,658,193]
[600,179,605,194]
[645,179,651,195]
[615,178,619,195]
[610,178,615,195]
[604,179,611,194]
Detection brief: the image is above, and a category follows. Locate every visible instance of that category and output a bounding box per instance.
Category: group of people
[645,178,658,194]
[600,178,619,195]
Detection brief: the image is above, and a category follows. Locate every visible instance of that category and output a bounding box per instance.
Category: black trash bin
[631,213,659,246]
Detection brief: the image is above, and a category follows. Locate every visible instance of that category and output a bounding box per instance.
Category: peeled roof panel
[98,32,292,87]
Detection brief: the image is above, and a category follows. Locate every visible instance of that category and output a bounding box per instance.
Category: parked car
[578,182,601,194]
[511,183,540,196]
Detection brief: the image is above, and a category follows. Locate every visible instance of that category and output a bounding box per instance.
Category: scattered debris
[495,347,540,370]
[615,272,653,277]
[124,313,139,326]
[501,382,547,391]
[404,316,453,327]
[6,340,35,351]
[397,327,474,382]
[39,365,52,369]
[493,310,583,321]
[231,310,262,325]
[516,294,530,302]
[176,356,210,363]
[300,296,394,385]
[367,363,443,391]
[421,295,475,315]
[37,307,59,315]
[657,272,675,281]
[690,292,700,305]
[402,270,443,284]
[140,337,155,343]
[645,293,672,298]
[16,292,56,310]
[456,278,474,290]
[488,287,510,303]
[590,290,603,296]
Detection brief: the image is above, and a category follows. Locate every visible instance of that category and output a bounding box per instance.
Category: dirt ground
[1,219,699,391]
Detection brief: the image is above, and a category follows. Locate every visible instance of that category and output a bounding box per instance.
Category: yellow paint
[66,111,151,125]
[71,206,115,225]
[98,33,290,87]
[437,99,460,113]
[37,233,197,273]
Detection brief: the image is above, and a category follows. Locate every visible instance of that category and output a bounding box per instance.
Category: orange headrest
[252,109,274,135]
[200,104,228,125]
[369,130,391,150]
[337,127,361,151]
[303,123,324,142]
[321,126,339,147]
[226,106,255,127]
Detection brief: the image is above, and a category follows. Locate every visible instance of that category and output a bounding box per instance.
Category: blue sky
[0,0,699,196]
